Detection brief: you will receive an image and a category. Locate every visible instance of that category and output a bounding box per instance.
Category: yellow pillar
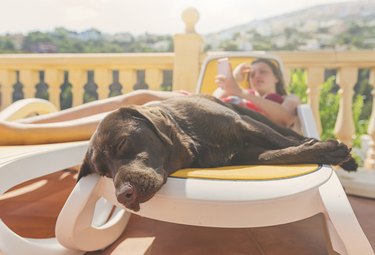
[306,67,324,135]
[334,67,357,147]
[0,70,16,110]
[45,69,64,109]
[173,7,203,92]
[364,67,375,170]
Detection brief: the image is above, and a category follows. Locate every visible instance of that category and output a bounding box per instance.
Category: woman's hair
[250,58,287,96]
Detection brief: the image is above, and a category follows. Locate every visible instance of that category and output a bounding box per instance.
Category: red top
[222,90,284,114]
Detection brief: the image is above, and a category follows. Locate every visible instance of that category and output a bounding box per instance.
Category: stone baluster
[364,67,375,170]
[173,7,203,92]
[95,69,111,99]
[145,69,163,91]
[0,70,16,110]
[306,67,324,135]
[334,67,357,147]
[19,70,38,98]
[69,69,86,107]
[45,69,64,109]
[119,69,137,93]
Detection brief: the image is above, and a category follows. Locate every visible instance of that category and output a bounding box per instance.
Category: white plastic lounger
[0,141,131,255]
[0,141,89,255]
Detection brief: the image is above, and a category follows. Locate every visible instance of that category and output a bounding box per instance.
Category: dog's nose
[116,182,136,205]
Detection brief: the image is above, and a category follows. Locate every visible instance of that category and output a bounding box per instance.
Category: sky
[0,0,358,35]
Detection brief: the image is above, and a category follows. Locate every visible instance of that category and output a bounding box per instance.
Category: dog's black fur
[78,95,357,211]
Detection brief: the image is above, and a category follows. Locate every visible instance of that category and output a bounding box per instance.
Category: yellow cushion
[170,164,320,180]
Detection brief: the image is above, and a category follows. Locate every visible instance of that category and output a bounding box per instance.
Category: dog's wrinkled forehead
[87,109,142,169]
[96,109,139,142]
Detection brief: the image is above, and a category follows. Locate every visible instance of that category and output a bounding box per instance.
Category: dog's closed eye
[117,138,128,152]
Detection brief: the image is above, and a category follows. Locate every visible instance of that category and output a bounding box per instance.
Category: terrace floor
[0,169,374,255]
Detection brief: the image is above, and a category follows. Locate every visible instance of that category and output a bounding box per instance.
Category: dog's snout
[116,182,136,205]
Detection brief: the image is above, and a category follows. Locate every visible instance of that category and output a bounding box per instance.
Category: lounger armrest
[0,98,58,121]
[297,104,320,139]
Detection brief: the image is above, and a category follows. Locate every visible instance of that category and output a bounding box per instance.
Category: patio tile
[348,195,375,250]
[249,214,330,255]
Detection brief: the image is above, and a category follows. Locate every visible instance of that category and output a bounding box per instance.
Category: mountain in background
[205,0,375,51]
[0,0,374,53]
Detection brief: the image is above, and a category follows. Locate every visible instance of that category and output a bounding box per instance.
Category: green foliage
[319,77,340,141]
[3,28,173,53]
[290,69,372,150]
[287,70,340,141]
[219,41,239,51]
[288,69,307,103]
[351,69,372,147]
[0,36,16,53]
[60,83,72,110]
[352,94,369,147]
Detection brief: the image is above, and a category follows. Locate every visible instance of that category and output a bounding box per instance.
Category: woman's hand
[233,63,251,82]
[214,68,243,99]
[213,62,243,98]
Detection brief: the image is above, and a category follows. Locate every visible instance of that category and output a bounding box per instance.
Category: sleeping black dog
[78,95,357,211]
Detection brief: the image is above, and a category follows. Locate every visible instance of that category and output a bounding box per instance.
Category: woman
[0,59,299,145]
[214,59,299,127]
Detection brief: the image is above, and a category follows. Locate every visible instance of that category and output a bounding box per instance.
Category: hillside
[0,0,374,53]
[204,0,375,51]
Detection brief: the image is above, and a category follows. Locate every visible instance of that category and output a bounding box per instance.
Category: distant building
[30,42,57,53]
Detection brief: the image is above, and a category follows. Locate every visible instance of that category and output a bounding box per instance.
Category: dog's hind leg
[232,139,357,171]
[238,115,315,149]
[228,102,308,142]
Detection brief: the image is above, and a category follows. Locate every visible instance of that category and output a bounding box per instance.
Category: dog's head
[78,105,174,211]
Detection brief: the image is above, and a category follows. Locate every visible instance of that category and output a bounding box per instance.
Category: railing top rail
[0,53,175,67]
[272,50,375,68]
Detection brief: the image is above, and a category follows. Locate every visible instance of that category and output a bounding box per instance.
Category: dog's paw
[305,139,352,165]
[339,157,358,172]
[324,141,352,163]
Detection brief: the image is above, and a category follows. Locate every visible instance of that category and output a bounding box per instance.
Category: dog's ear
[120,106,173,146]
[77,155,93,182]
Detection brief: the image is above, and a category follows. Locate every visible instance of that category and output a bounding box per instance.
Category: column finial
[182,7,200,34]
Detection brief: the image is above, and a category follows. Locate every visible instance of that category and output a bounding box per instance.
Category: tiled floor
[0,169,374,255]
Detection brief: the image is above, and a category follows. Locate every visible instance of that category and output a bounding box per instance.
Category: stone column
[334,67,357,147]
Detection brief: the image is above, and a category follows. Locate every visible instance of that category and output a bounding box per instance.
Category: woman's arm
[240,92,300,127]
[213,73,299,127]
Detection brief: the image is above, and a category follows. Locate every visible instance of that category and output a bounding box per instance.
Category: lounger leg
[318,173,374,255]
[56,175,130,252]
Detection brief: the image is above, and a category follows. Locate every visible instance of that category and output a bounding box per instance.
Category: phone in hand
[217,58,230,76]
